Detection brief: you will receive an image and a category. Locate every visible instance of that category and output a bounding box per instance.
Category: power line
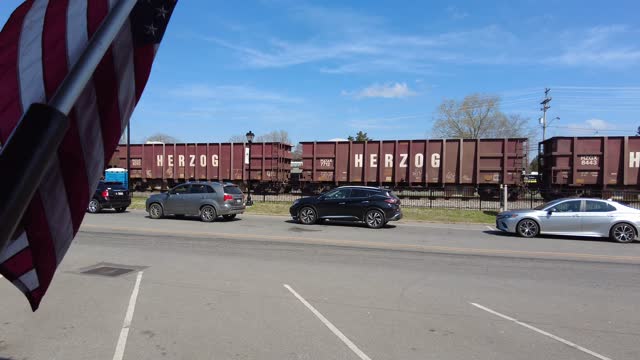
[540,88,552,141]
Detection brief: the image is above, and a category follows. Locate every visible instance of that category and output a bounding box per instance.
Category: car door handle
[338,202,346,205]
[361,201,369,204]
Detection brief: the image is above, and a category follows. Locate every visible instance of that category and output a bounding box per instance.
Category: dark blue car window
[324,188,351,199]
[350,189,374,198]
[190,185,208,194]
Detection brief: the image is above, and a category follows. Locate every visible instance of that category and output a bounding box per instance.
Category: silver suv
[146,182,245,222]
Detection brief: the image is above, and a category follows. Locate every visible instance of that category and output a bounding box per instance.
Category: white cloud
[170,84,302,103]
[549,25,640,67]
[344,83,417,99]
[203,5,638,73]
[565,118,624,135]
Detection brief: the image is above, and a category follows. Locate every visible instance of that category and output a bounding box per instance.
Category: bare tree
[144,133,180,143]
[228,134,246,143]
[431,94,533,139]
[493,114,536,139]
[256,130,291,144]
[229,130,291,144]
[292,143,303,160]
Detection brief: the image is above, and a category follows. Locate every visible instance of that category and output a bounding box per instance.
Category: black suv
[290,186,402,228]
[87,181,131,213]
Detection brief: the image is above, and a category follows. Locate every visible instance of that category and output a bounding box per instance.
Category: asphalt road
[1,211,639,360]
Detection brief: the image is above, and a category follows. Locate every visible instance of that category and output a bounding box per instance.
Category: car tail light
[224,194,233,202]
[384,198,398,204]
[101,189,109,199]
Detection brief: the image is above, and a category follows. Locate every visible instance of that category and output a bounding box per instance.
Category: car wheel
[115,207,126,213]
[149,203,163,219]
[365,209,385,229]
[200,205,217,222]
[298,207,317,225]
[223,214,236,221]
[516,219,539,238]
[87,199,101,214]
[610,223,636,243]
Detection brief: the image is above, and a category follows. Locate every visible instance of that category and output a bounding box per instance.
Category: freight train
[108,136,640,201]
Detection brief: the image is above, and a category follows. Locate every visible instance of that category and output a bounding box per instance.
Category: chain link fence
[248,188,640,211]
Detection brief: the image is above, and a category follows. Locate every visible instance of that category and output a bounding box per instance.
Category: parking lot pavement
[2,211,639,360]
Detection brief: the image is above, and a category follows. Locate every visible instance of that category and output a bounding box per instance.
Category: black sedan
[87,181,131,213]
[290,186,402,228]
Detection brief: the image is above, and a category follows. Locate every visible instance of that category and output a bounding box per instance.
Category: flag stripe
[87,0,122,165]
[67,0,105,198]
[0,0,33,142]
[18,0,48,110]
[42,0,91,234]
[110,17,137,131]
[134,45,155,101]
[22,193,56,309]
[0,248,33,281]
[37,162,75,265]
[0,231,28,263]
[16,269,39,291]
[42,0,69,99]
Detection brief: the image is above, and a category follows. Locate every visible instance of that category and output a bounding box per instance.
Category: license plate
[236,199,241,203]
[116,192,124,196]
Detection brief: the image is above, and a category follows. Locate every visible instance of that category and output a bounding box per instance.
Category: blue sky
[2,0,640,144]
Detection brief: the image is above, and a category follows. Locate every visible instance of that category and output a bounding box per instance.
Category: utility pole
[540,88,552,141]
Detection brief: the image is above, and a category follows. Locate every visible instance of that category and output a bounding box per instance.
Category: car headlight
[498,213,519,219]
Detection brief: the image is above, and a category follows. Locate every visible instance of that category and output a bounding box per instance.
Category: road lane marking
[284,284,372,360]
[81,224,640,264]
[470,303,612,360]
[113,271,144,360]
[486,226,495,231]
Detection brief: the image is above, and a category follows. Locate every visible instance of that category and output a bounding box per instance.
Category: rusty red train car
[300,138,528,196]
[110,142,292,191]
[539,136,640,199]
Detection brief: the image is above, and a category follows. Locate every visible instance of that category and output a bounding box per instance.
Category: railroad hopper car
[300,138,528,198]
[109,142,292,192]
[539,136,640,200]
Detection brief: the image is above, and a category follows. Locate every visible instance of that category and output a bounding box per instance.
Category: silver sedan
[496,198,640,243]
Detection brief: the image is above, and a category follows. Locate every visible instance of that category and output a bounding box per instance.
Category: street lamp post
[246,130,255,206]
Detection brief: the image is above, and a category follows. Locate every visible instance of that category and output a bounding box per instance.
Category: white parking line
[113,271,144,360]
[486,226,495,231]
[470,303,612,360]
[284,284,372,360]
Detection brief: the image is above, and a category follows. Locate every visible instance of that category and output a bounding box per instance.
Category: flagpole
[0,0,139,253]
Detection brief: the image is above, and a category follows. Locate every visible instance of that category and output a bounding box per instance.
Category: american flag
[0,0,177,311]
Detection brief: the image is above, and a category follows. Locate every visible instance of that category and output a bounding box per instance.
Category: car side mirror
[547,208,556,215]
[318,195,325,201]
